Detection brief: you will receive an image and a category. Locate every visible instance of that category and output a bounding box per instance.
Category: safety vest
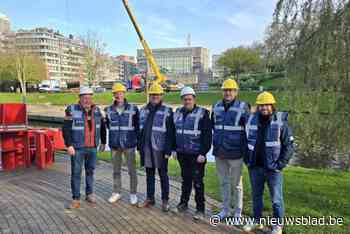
[105,103,138,149]
[174,106,205,155]
[139,105,170,152]
[212,100,248,158]
[70,104,102,149]
[245,112,287,170]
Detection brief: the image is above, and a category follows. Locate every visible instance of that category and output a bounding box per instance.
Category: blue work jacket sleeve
[277,123,295,170]
[164,108,176,155]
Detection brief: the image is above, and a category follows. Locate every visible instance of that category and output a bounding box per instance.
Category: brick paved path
[0,155,242,234]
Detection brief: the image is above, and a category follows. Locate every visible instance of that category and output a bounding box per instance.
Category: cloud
[139,13,184,47]
[47,17,88,34]
[223,1,277,46]
[6,0,278,55]
[227,13,256,29]
[145,14,176,32]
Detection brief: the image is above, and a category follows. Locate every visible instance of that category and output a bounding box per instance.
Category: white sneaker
[130,194,138,205]
[108,193,122,203]
[242,223,264,232]
[271,225,283,234]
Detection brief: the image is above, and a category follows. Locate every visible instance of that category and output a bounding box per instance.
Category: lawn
[259,78,288,89]
[1,90,337,113]
[0,91,286,108]
[98,152,349,234]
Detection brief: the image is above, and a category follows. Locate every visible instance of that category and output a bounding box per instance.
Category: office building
[137,47,209,83]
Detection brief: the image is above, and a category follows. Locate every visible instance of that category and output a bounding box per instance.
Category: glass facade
[137,47,209,75]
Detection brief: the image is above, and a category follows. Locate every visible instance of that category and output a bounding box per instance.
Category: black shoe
[138,199,155,208]
[176,202,188,213]
[193,211,205,221]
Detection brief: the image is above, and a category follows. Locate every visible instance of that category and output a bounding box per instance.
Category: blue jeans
[145,159,169,201]
[70,148,97,200]
[248,167,284,222]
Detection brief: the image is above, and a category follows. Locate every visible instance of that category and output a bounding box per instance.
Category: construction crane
[121,0,166,88]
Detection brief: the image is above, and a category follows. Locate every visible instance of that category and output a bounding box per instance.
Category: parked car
[163,80,184,92]
[92,86,106,93]
[39,85,61,93]
[38,79,65,93]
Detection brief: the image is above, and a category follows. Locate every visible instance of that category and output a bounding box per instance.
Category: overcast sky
[1,0,278,56]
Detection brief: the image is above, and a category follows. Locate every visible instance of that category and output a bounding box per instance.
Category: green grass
[0,91,281,107]
[259,78,288,89]
[4,89,336,113]
[98,151,349,234]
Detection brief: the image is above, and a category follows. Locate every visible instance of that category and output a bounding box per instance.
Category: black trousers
[145,159,169,201]
[177,153,206,212]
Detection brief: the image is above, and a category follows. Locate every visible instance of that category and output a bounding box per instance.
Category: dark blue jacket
[174,105,212,156]
[105,101,139,149]
[63,104,103,149]
[244,111,295,170]
[211,99,250,159]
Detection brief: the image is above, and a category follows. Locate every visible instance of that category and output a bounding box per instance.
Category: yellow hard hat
[256,91,276,105]
[222,78,239,90]
[112,83,126,93]
[148,83,164,95]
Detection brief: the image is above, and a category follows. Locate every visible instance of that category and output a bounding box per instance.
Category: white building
[0,13,10,34]
[0,13,12,53]
[212,54,227,80]
[15,28,86,82]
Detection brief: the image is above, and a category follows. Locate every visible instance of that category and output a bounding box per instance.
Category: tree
[218,46,261,78]
[0,51,47,102]
[80,32,106,87]
[263,23,293,72]
[266,0,350,169]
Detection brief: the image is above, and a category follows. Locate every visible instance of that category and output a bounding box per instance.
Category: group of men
[62,78,294,234]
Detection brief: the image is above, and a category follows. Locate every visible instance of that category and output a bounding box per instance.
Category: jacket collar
[222,98,236,110]
[78,102,96,113]
[257,111,277,124]
[113,99,129,109]
[180,104,197,114]
[147,101,162,111]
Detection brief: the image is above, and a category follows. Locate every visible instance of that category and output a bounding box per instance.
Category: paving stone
[0,155,240,234]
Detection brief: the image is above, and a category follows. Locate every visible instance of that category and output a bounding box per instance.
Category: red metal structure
[1,131,29,170]
[0,103,65,171]
[0,103,28,132]
[131,74,144,91]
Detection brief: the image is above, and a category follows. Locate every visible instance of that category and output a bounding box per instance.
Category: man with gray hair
[62,87,107,209]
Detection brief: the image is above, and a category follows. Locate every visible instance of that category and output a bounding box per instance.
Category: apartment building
[14,28,86,82]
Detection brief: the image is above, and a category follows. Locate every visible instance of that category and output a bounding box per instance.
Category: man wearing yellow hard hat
[243,92,294,234]
[138,83,175,212]
[211,77,250,221]
[104,83,139,205]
